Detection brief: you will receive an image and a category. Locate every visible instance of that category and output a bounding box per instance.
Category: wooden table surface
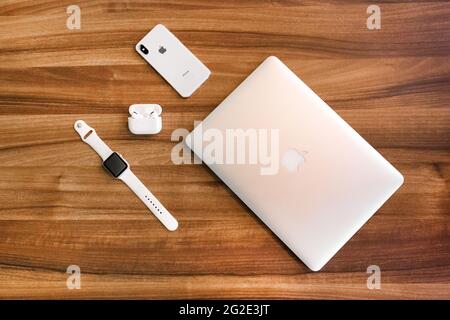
[0,0,449,299]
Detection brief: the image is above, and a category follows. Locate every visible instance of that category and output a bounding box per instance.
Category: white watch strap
[74,120,178,231]
[119,169,178,231]
[74,120,113,160]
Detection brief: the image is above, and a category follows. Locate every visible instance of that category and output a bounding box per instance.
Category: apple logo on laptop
[159,46,167,54]
[282,148,307,172]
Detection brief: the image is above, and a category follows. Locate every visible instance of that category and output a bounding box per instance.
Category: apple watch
[74,120,178,231]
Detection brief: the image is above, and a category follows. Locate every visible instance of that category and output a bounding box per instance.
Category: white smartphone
[135,24,211,98]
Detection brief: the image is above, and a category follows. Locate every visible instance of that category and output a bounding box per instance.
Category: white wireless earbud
[144,110,155,118]
[131,110,144,119]
[128,104,163,135]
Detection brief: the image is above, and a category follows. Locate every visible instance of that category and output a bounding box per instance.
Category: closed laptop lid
[186,56,403,271]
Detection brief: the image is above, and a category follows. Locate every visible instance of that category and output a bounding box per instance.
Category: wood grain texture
[0,0,449,299]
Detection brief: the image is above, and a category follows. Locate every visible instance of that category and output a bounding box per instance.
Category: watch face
[103,152,128,178]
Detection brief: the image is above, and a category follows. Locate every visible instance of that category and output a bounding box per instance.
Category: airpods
[128,104,162,135]
[131,111,143,119]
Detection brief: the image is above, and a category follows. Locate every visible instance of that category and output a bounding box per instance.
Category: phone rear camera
[140,44,149,55]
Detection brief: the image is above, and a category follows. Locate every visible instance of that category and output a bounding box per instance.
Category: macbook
[185,56,403,271]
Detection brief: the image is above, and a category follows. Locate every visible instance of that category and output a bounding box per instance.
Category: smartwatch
[74,120,178,231]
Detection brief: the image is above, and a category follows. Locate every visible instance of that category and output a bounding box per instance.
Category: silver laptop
[185,56,403,271]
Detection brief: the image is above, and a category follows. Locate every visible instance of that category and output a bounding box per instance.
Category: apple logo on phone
[159,46,167,54]
[282,148,307,172]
